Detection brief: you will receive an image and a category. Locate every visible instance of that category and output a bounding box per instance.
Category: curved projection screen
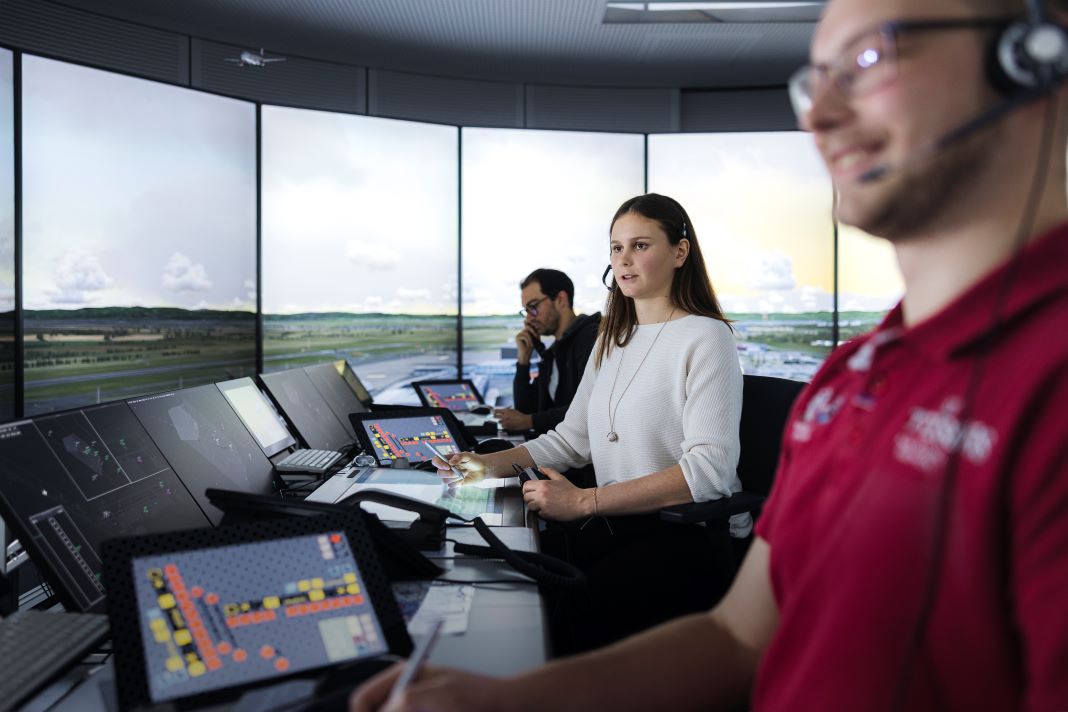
[460,128,644,404]
[649,132,835,381]
[21,55,257,415]
[0,49,14,420]
[838,224,903,342]
[261,106,459,401]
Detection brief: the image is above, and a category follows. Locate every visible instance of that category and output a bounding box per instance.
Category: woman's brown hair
[595,193,731,367]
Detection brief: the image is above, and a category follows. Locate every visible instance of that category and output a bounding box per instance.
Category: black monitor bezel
[103,511,413,711]
[411,379,485,411]
[257,369,354,452]
[216,377,298,458]
[333,360,374,407]
[349,407,475,466]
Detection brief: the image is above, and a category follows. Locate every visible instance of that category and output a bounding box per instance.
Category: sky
[261,106,458,315]
[21,55,257,312]
[0,50,13,312]
[461,128,645,317]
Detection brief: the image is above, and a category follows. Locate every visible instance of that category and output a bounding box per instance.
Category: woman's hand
[349,662,514,712]
[431,451,488,486]
[522,467,595,521]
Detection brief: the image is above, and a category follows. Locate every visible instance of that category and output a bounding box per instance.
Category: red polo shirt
[753,223,1068,711]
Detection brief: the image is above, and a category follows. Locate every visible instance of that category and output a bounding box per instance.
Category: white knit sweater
[524,314,751,537]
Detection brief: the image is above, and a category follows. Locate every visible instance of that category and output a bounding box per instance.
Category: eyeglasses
[788,17,1012,125]
[519,296,549,318]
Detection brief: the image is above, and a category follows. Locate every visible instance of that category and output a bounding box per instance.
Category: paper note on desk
[413,584,475,636]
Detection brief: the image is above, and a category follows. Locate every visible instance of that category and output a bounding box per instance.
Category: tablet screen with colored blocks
[131,532,387,703]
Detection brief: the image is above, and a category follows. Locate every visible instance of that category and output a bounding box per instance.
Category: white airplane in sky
[224,48,286,67]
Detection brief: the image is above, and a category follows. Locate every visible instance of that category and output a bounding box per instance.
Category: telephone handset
[205,488,585,591]
[338,488,449,550]
[204,488,444,581]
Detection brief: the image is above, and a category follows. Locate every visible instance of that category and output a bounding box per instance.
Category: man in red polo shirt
[352,0,1068,709]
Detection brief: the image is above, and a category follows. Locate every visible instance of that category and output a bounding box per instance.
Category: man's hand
[521,467,594,521]
[493,407,533,432]
[349,662,512,712]
[515,323,541,365]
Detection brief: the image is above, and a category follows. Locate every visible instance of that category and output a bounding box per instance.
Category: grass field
[10,308,888,415]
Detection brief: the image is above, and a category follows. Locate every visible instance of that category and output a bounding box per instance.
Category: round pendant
[607,431,619,442]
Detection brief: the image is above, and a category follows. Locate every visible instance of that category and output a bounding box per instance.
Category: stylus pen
[389,619,443,702]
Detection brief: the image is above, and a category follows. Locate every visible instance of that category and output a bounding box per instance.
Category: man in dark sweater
[493,268,600,435]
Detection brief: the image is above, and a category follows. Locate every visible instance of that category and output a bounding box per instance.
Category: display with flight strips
[412,379,485,413]
[352,412,461,466]
[104,513,412,710]
[0,402,211,612]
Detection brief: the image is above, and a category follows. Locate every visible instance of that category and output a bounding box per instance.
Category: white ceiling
[49,0,820,88]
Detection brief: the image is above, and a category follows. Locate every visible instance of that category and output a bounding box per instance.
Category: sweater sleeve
[522,349,597,472]
[677,321,743,504]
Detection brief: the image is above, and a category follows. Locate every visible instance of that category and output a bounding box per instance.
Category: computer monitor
[304,362,368,438]
[412,379,485,412]
[259,369,353,452]
[127,385,279,526]
[334,359,373,406]
[216,377,297,458]
[349,409,470,466]
[0,403,212,612]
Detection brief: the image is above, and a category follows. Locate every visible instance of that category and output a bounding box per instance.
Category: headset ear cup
[989,18,1068,94]
[988,21,1025,94]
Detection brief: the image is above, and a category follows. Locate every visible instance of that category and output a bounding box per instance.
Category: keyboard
[275,448,344,474]
[0,610,110,710]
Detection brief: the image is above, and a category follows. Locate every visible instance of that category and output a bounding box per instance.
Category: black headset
[989,0,1068,94]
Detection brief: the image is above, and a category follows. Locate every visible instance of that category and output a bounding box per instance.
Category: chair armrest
[659,491,766,525]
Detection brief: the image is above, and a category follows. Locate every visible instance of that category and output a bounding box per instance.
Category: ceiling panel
[48,0,818,87]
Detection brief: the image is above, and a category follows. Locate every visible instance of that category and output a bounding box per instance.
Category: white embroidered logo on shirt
[791,386,845,442]
[893,397,998,473]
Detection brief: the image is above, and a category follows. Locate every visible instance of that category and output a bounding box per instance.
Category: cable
[890,92,1059,711]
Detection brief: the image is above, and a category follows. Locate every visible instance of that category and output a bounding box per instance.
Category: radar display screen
[127,385,279,525]
[303,362,367,438]
[260,369,352,452]
[414,381,481,412]
[131,531,387,703]
[0,403,211,612]
[358,414,460,465]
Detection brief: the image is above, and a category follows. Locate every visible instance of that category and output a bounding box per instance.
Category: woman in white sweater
[436,193,745,651]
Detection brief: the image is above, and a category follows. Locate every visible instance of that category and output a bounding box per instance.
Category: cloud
[244,278,256,301]
[346,239,400,271]
[748,250,796,291]
[396,287,430,301]
[45,250,113,305]
[162,252,212,292]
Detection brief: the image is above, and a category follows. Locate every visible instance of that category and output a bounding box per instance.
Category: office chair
[660,374,806,569]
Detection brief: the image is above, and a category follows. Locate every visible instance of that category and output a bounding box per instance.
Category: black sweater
[512,312,601,434]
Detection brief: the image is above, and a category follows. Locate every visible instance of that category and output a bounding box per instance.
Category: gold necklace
[606,307,677,443]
